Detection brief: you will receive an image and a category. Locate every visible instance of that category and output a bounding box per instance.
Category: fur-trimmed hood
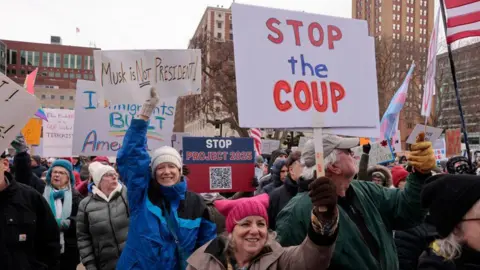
[367,165,392,187]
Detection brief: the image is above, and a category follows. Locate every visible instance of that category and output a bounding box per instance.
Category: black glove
[251,177,259,188]
[363,143,371,154]
[182,165,190,176]
[309,177,338,220]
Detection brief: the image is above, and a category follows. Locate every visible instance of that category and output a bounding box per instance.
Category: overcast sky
[2,0,353,50]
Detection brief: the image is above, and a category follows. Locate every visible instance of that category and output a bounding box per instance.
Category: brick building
[2,37,99,109]
[436,42,480,145]
[352,0,434,148]
[0,40,6,75]
[175,6,236,136]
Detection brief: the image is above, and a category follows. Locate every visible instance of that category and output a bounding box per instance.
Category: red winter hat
[93,156,110,164]
[391,165,409,187]
[59,157,74,164]
[215,194,269,233]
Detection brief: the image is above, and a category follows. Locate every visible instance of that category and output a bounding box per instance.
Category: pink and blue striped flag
[374,62,415,141]
[24,68,48,122]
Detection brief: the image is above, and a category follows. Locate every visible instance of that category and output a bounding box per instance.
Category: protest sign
[94,50,201,104]
[72,80,177,156]
[32,138,44,157]
[261,139,280,154]
[42,109,74,157]
[0,75,40,151]
[183,137,255,193]
[352,141,394,167]
[22,118,42,145]
[232,3,379,129]
[406,124,443,144]
[445,129,461,157]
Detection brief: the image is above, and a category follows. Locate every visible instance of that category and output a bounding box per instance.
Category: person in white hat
[116,88,217,270]
[76,162,129,270]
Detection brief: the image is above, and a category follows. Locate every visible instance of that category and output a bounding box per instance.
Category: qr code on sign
[209,166,232,190]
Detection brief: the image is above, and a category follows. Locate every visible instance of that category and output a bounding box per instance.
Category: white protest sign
[232,3,379,128]
[94,50,201,104]
[421,7,441,117]
[352,141,394,167]
[261,139,280,154]
[73,80,177,156]
[296,125,381,139]
[406,124,443,144]
[393,130,402,153]
[0,75,39,151]
[43,109,74,157]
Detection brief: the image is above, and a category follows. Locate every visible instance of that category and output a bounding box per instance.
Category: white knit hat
[89,161,116,186]
[150,146,182,178]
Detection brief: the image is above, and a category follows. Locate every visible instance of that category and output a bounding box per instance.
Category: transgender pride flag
[374,62,415,141]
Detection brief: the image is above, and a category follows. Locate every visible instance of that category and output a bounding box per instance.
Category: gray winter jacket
[76,185,130,270]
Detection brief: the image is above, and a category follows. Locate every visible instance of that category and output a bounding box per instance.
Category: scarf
[92,183,122,202]
[43,185,72,254]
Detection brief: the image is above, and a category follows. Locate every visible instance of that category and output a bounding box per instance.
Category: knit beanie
[46,159,75,187]
[89,161,116,186]
[215,194,269,233]
[150,146,182,178]
[421,174,480,238]
[391,165,409,187]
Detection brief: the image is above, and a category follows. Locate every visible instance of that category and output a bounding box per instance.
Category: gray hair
[301,149,339,180]
[433,234,463,260]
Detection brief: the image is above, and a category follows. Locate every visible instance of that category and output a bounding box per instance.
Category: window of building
[77,55,82,69]
[42,52,48,67]
[48,53,54,68]
[84,56,89,70]
[88,74,94,80]
[20,50,26,65]
[84,73,89,79]
[55,53,61,68]
[230,33,233,40]
[70,55,76,69]
[51,95,55,99]
[70,73,75,79]
[60,96,64,100]
[20,69,26,75]
[64,54,69,68]
[48,71,55,77]
[55,72,61,78]
[230,23,233,29]
[217,32,222,39]
[217,22,222,28]
[63,73,69,79]
[60,106,64,109]
[76,73,81,79]
[69,96,74,101]
[41,94,46,99]
[8,50,17,65]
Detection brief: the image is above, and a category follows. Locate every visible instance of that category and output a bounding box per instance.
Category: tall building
[176,5,237,136]
[2,37,99,109]
[352,0,434,148]
[0,40,6,75]
[436,42,480,146]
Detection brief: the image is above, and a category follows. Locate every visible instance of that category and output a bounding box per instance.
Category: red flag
[443,0,480,44]
[24,68,38,94]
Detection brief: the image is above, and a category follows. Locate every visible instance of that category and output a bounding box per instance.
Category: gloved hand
[182,165,189,176]
[408,132,436,174]
[309,177,338,220]
[10,133,28,153]
[251,177,259,188]
[363,143,371,154]
[139,87,159,119]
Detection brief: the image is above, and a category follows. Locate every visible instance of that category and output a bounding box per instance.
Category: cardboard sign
[0,75,40,151]
[42,109,74,157]
[261,139,280,154]
[22,118,42,145]
[445,129,461,157]
[72,80,177,156]
[183,137,255,193]
[406,124,443,144]
[232,3,379,129]
[352,141,394,167]
[94,50,201,104]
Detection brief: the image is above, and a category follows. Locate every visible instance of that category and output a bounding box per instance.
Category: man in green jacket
[276,135,436,270]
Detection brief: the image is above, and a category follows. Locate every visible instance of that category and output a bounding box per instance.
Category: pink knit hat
[214,194,269,233]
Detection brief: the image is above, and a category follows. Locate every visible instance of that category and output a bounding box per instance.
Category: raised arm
[117,88,159,211]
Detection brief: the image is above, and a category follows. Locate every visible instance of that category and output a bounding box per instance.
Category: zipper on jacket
[107,202,121,257]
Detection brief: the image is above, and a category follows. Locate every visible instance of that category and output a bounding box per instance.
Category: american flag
[373,63,415,142]
[249,128,262,155]
[443,0,480,44]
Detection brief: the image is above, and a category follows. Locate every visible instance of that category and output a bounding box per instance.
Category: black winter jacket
[0,172,61,270]
[13,152,45,194]
[395,215,438,270]
[268,176,298,230]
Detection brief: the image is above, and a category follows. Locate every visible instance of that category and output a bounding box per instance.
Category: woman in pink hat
[187,177,339,270]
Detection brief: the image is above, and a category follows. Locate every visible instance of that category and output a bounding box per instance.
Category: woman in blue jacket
[116,88,217,270]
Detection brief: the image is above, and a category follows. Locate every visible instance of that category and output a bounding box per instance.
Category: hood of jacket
[268,149,288,174]
[367,165,392,187]
[187,236,285,270]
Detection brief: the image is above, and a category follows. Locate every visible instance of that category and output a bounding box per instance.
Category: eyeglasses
[52,171,67,176]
